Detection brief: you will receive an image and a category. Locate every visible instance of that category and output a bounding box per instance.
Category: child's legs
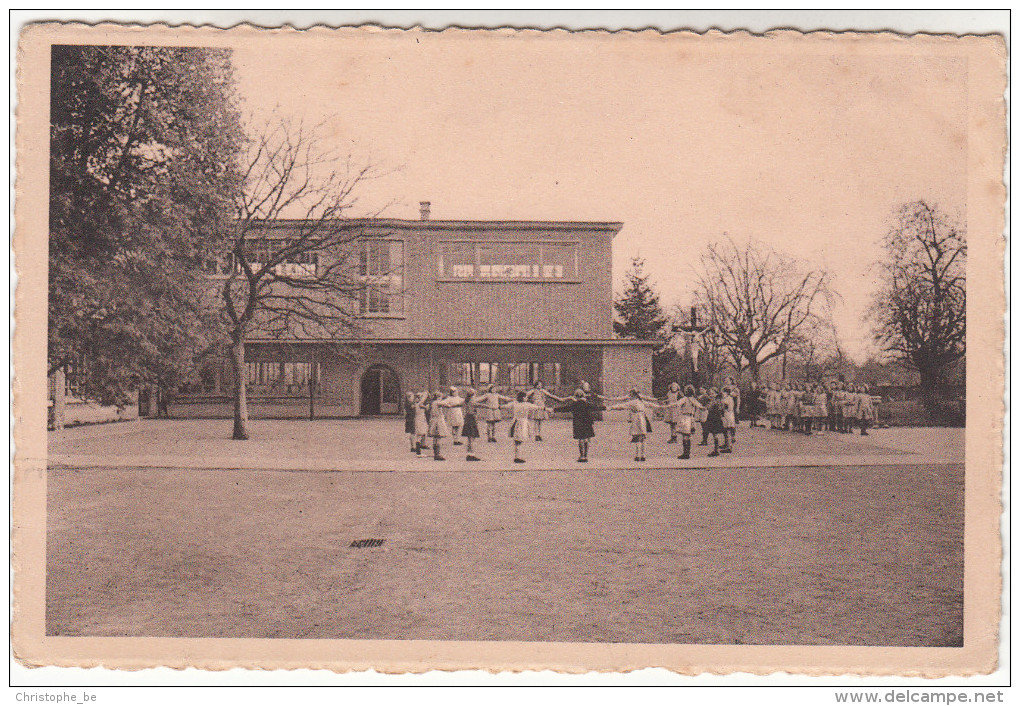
[534,419,542,437]
[514,440,522,459]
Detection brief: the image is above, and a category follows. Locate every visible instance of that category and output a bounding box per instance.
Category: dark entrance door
[360,365,400,415]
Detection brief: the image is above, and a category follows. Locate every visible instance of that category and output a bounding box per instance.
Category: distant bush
[876,399,965,427]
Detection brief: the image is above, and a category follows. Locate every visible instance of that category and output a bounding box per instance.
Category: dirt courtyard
[46,459,964,646]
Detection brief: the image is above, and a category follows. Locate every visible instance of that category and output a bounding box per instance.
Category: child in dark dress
[554,389,606,462]
[404,392,417,452]
[461,388,482,461]
[704,388,728,457]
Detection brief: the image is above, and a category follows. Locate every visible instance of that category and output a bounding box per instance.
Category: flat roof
[246,218,625,237]
[248,338,659,347]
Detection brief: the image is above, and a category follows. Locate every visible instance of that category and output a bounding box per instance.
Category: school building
[175,204,655,418]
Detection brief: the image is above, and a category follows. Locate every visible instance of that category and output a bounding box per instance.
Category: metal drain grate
[350,538,385,548]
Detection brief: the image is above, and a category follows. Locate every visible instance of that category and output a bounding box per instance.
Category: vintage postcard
[13,22,1006,677]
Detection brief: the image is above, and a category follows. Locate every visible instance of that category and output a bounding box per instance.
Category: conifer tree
[614,258,673,393]
[614,257,668,341]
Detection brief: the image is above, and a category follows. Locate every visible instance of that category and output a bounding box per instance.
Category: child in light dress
[608,389,661,462]
[475,384,513,443]
[856,384,875,436]
[412,391,430,455]
[443,386,465,445]
[663,382,682,444]
[526,380,564,441]
[674,385,705,460]
[721,386,737,448]
[500,391,548,464]
[427,389,452,460]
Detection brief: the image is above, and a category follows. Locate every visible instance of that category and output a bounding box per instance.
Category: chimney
[419,201,431,221]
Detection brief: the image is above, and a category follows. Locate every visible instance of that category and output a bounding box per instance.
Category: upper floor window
[439,241,579,280]
[359,239,404,316]
[205,240,320,279]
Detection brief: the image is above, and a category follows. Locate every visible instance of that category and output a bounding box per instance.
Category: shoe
[488,438,497,443]
[639,457,646,461]
[466,455,481,461]
[514,458,525,464]
[667,437,677,444]
[708,450,719,457]
[536,435,542,441]
[453,441,463,446]
[678,453,690,460]
[721,447,732,454]
[634,457,640,462]
[577,457,586,463]
[861,431,869,436]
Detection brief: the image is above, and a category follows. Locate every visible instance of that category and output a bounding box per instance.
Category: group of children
[402,376,878,465]
[403,378,743,464]
[404,381,571,463]
[756,380,876,436]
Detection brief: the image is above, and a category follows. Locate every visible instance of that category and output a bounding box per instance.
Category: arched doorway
[360,364,401,415]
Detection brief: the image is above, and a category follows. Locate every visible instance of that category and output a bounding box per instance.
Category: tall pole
[308,349,317,421]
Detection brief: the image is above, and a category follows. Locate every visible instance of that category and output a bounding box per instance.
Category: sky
[231,31,968,362]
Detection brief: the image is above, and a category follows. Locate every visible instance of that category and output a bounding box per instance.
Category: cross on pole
[671,307,715,386]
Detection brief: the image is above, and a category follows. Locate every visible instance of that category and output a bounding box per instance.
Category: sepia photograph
[12,16,1006,679]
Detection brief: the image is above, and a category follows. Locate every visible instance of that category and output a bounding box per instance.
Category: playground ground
[44,419,964,646]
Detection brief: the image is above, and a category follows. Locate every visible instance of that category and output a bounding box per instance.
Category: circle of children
[404,377,875,464]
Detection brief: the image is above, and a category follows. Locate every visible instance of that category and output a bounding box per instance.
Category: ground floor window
[451,362,474,386]
[477,362,499,385]
[510,362,561,388]
[246,361,321,394]
[450,361,562,388]
[450,362,501,386]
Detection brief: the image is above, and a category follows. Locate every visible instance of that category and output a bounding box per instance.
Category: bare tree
[220,116,384,439]
[783,313,839,382]
[869,200,966,412]
[692,237,832,383]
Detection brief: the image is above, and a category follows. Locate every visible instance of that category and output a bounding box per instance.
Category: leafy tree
[221,116,382,439]
[869,200,966,412]
[614,257,673,394]
[48,45,242,404]
[693,237,832,383]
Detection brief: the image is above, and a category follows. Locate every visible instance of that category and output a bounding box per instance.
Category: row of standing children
[604,381,742,461]
[759,381,875,435]
[404,381,577,463]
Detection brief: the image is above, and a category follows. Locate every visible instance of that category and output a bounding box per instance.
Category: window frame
[358,237,406,318]
[437,240,581,282]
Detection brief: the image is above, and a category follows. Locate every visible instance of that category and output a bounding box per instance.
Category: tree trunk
[230,334,250,440]
[746,359,761,385]
[918,367,941,417]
